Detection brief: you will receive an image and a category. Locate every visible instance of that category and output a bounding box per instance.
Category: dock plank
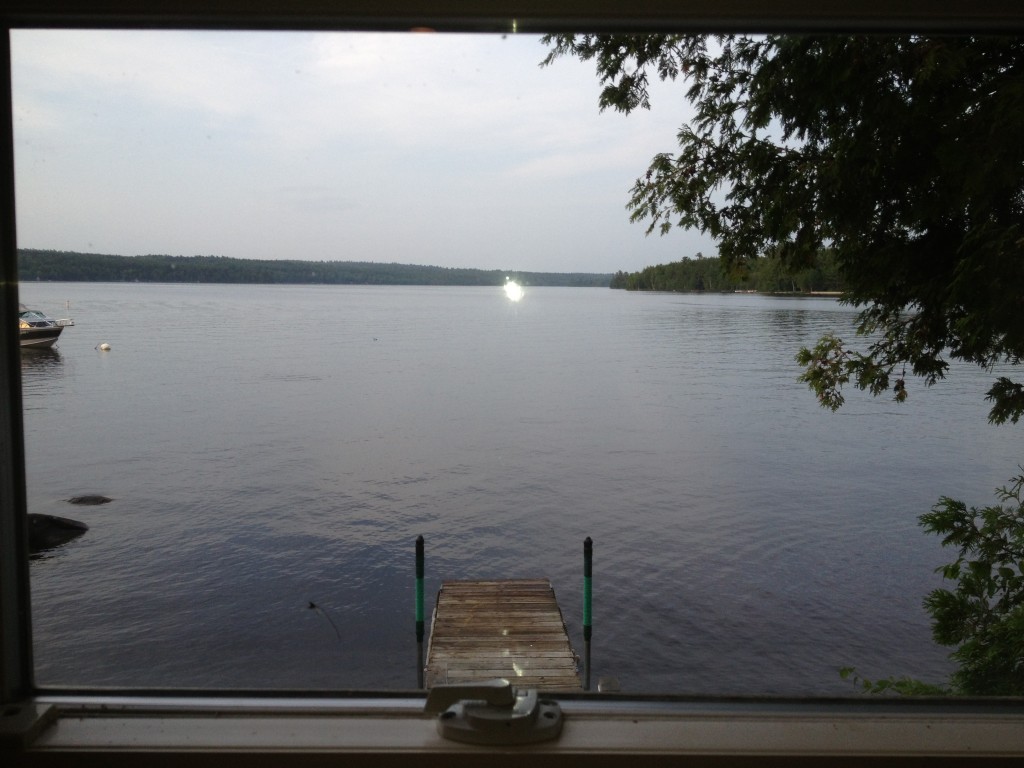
[425,578,581,690]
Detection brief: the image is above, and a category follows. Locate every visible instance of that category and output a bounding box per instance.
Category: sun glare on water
[503,279,524,302]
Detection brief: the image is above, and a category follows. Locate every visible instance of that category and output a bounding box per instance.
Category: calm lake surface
[21,283,1020,694]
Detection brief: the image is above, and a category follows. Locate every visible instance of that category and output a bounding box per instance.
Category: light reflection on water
[21,284,1019,693]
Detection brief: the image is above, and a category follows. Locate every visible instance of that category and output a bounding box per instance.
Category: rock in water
[28,514,89,554]
[67,495,112,505]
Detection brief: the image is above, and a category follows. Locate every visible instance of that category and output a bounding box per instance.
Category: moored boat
[19,303,73,348]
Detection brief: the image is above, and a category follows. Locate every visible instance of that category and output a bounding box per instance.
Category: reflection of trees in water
[650,300,854,349]
[765,309,810,335]
[20,348,64,393]
[764,306,848,336]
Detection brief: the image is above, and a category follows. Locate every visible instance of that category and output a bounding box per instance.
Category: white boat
[19,303,73,348]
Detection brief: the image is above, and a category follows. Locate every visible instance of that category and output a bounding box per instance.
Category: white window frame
[3,2,1024,764]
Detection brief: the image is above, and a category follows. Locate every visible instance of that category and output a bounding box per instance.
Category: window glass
[14,29,1021,695]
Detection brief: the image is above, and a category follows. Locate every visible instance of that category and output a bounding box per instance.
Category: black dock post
[583,536,593,691]
[416,535,425,689]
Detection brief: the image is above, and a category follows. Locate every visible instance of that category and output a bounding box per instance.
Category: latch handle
[424,677,515,713]
[425,678,564,745]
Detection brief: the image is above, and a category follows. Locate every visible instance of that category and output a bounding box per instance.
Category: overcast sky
[11,29,717,274]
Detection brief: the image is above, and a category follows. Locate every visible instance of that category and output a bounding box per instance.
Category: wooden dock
[424,578,581,690]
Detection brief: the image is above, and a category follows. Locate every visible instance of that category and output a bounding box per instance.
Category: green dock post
[583,536,592,691]
[416,535,425,689]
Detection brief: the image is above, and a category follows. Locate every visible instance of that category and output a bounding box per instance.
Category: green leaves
[919,473,1024,695]
[539,33,696,115]
[795,331,915,409]
[839,474,1024,697]
[544,33,1024,423]
[839,667,949,696]
[794,334,852,411]
[987,378,1024,425]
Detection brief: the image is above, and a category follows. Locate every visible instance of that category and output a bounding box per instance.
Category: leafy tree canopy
[543,34,1024,423]
[919,473,1024,695]
[843,472,1024,697]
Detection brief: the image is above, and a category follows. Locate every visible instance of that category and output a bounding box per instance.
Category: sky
[10,29,718,275]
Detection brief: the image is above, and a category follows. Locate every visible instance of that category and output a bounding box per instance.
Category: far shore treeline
[19,248,845,294]
[17,249,612,288]
[610,250,844,293]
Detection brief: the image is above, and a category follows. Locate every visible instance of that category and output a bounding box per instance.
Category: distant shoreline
[17,249,613,288]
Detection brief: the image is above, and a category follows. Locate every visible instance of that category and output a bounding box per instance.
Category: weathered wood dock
[424,578,581,690]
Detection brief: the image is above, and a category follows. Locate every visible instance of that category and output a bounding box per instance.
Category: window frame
[4,2,1024,764]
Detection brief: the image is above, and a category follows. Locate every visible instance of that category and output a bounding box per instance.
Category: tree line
[17,249,612,288]
[609,250,843,293]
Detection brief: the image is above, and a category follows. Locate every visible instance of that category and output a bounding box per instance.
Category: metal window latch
[424,678,563,745]
[0,703,57,749]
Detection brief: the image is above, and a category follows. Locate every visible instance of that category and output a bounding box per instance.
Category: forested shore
[17,249,612,288]
[18,248,846,294]
[610,251,844,293]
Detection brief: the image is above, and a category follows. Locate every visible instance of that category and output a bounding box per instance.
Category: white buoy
[96,343,111,351]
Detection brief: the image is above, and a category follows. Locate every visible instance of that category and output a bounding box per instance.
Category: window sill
[7,694,1024,766]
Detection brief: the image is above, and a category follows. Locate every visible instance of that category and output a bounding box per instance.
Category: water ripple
[23,286,1006,693]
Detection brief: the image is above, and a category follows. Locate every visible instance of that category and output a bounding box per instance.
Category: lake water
[20,282,1020,694]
